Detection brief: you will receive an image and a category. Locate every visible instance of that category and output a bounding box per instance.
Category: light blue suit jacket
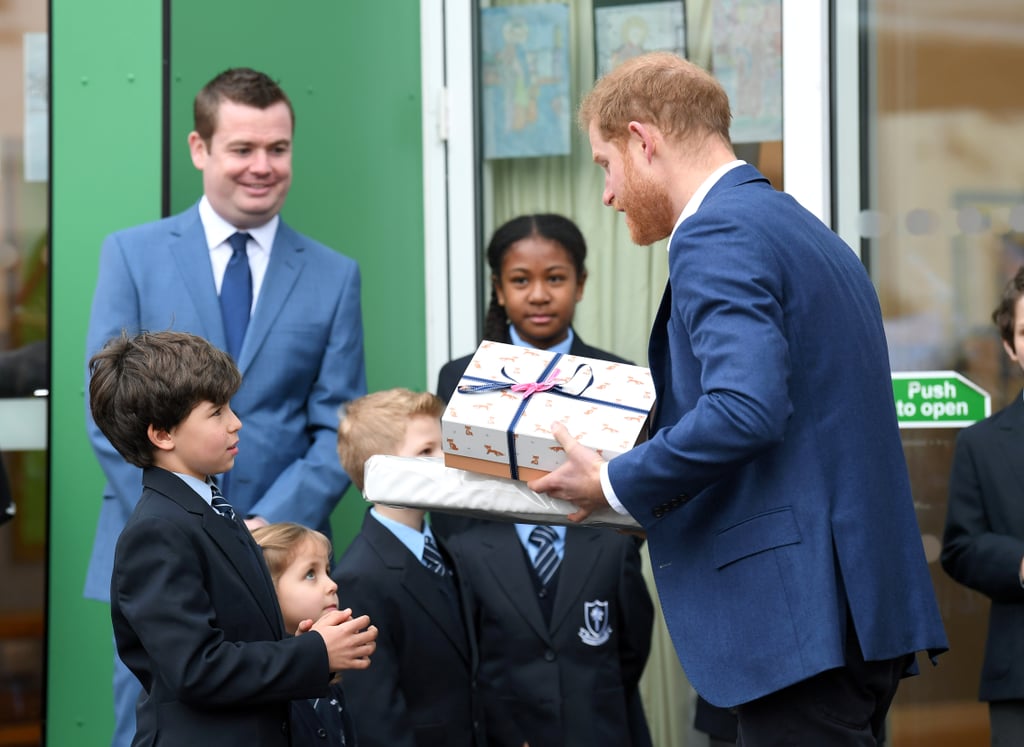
[607,165,947,707]
[84,202,366,601]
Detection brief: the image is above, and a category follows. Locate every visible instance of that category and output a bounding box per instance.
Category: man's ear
[148,424,175,452]
[187,131,208,170]
[1003,338,1020,364]
[627,121,656,163]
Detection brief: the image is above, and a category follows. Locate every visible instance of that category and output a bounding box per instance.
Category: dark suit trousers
[734,622,911,747]
[990,700,1024,746]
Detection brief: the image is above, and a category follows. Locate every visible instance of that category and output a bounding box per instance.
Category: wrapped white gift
[362,454,641,530]
[442,341,655,482]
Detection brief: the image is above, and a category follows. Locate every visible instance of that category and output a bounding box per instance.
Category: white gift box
[441,341,655,482]
[363,455,641,529]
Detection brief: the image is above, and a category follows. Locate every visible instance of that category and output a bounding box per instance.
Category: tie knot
[228,231,251,257]
[422,535,448,576]
[529,525,558,549]
[209,483,236,522]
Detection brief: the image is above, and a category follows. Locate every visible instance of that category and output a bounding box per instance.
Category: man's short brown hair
[193,67,294,145]
[578,51,732,149]
[337,388,444,492]
[88,330,241,468]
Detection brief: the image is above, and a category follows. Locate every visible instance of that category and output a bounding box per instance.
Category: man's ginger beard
[618,146,677,247]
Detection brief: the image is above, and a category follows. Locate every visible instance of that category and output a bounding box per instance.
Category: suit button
[544,649,556,662]
[317,727,328,739]
[280,721,288,734]
[538,587,548,598]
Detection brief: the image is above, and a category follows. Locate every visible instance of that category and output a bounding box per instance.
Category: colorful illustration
[481,4,570,159]
[594,2,687,78]
[712,0,782,143]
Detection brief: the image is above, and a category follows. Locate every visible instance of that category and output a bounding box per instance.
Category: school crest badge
[578,599,612,646]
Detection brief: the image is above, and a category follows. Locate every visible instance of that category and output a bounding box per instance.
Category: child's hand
[295,607,354,637]
[296,602,356,631]
[311,609,378,672]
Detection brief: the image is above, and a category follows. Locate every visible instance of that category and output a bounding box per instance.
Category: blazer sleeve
[607,216,793,516]
[436,354,472,405]
[941,425,1024,603]
[330,564,419,747]
[616,537,655,691]
[114,513,330,705]
[86,231,145,516]
[248,256,367,526]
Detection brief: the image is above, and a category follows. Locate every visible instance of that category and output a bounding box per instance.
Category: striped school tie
[529,525,560,586]
[209,481,237,522]
[422,535,448,576]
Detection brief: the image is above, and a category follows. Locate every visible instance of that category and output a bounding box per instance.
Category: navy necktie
[220,231,252,361]
[422,535,448,576]
[529,525,561,586]
[209,482,237,523]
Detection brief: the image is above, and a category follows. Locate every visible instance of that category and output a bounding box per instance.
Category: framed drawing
[711,0,782,144]
[593,1,687,79]
[480,3,571,160]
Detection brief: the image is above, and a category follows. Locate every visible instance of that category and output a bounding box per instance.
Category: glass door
[835,1,1024,744]
[0,2,49,745]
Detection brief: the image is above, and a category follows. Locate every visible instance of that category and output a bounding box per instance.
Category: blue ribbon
[457,355,649,480]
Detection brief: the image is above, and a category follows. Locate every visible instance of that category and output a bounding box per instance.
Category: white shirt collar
[667,159,746,250]
[173,471,217,506]
[197,195,278,257]
[370,507,437,561]
[508,325,575,355]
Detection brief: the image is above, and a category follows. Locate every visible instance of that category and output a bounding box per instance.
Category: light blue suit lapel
[236,220,305,374]
[169,206,228,350]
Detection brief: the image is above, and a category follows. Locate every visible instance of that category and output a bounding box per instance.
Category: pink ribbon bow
[510,368,562,398]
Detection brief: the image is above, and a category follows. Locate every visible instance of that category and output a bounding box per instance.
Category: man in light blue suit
[84,68,366,747]
[531,53,948,745]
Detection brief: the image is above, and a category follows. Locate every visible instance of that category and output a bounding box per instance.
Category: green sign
[891,371,990,428]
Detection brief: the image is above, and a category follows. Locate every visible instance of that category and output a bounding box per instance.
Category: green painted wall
[48,3,425,743]
[48,3,162,744]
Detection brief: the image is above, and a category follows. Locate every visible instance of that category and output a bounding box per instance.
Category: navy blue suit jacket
[112,468,330,746]
[85,202,366,601]
[448,522,653,747]
[942,392,1024,702]
[606,164,947,707]
[331,511,484,747]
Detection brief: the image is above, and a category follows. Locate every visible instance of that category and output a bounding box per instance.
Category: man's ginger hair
[578,51,732,149]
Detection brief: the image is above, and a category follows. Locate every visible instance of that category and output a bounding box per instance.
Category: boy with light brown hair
[332,388,484,747]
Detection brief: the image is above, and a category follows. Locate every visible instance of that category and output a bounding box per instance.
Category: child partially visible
[331,388,484,747]
[942,265,1024,744]
[253,523,359,747]
[435,213,629,405]
[432,213,630,541]
[91,330,377,746]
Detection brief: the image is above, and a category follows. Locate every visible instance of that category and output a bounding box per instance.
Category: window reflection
[858,1,1024,743]
[0,3,49,745]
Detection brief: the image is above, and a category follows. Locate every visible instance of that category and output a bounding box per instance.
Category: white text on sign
[896,380,967,420]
